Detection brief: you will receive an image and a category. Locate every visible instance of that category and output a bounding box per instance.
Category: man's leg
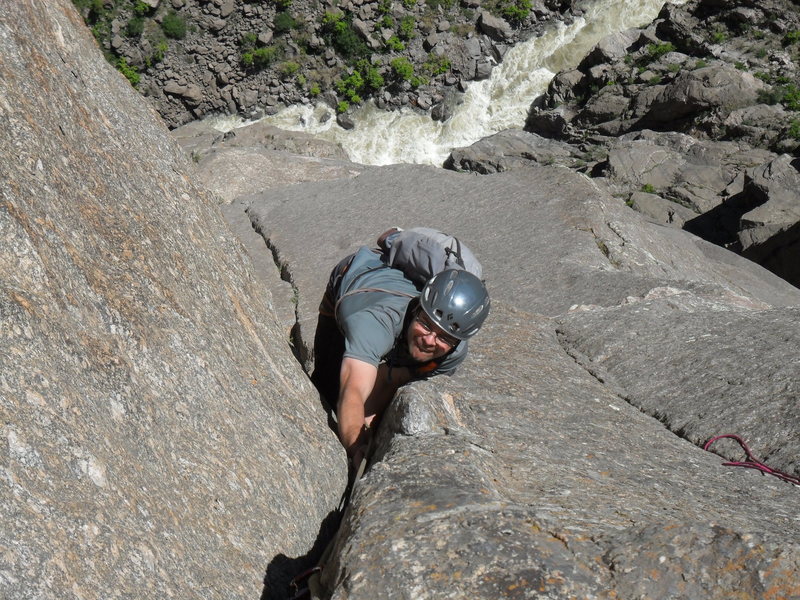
[310,313,344,412]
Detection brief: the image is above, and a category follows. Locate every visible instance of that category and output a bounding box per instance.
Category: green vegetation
[426,0,455,8]
[788,119,800,140]
[385,36,405,51]
[242,45,280,69]
[279,61,300,78]
[498,0,531,24]
[321,11,369,60]
[274,11,297,34]
[641,183,656,193]
[398,16,416,40]
[161,11,186,40]
[390,56,424,87]
[310,83,321,96]
[336,59,385,106]
[693,59,708,69]
[116,57,140,87]
[646,42,675,61]
[133,1,152,16]
[274,0,293,10]
[241,32,258,47]
[782,31,800,46]
[422,54,451,77]
[710,30,727,44]
[126,16,144,37]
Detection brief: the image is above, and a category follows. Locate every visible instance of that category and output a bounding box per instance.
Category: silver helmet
[419,269,490,341]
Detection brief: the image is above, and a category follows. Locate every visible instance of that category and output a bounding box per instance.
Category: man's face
[406,310,460,363]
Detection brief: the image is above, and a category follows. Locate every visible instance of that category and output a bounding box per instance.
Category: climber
[310,241,490,470]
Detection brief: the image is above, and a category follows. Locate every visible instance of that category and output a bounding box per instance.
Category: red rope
[704,434,800,486]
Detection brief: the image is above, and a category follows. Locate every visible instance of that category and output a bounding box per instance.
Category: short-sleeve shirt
[331,246,467,378]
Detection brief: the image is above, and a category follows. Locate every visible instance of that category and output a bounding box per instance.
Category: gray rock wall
[243,163,800,598]
[1,3,344,599]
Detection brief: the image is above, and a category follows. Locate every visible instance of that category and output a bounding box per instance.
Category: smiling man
[311,243,490,467]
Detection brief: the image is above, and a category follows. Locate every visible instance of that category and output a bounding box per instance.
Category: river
[211,0,686,166]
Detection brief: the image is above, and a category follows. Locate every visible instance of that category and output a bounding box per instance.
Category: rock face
[0,3,344,599]
[172,119,365,202]
[243,164,800,597]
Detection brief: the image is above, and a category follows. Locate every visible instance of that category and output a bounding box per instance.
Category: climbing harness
[704,434,800,486]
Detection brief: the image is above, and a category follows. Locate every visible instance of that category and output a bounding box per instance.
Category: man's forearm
[338,391,368,455]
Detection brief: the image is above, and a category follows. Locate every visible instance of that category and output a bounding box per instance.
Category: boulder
[738,155,800,286]
[444,129,579,173]
[0,3,344,599]
[634,65,767,128]
[627,191,698,227]
[477,11,512,42]
[604,130,776,213]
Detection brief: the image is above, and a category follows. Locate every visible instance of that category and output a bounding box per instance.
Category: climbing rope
[704,434,800,486]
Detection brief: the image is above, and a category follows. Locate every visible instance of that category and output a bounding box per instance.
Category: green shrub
[385,35,405,51]
[241,32,258,48]
[694,59,708,69]
[337,70,365,103]
[274,0,292,9]
[149,40,168,65]
[759,84,800,111]
[133,1,152,16]
[337,100,350,113]
[783,31,800,46]
[391,57,414,81]
[641,183,656,193]
[426,0,454,8]
[668,63,681,73]
[126,16,144,37]
[402,0,416,8]
[274,11,296,34]
[279,61,300,78]
[499,0,531,24]
[310,83,321,96]
[735,61,746,70]
[334,60,384,106]
[422,54,450,76]
[398,16,416,40]
[321,11,369,59]
[242,45,280,70]
[782,85,800,110]
[390,57,424,86]
[116,57,140,87]
[161,11,186,40]
[646,42,675,61]
[788,119,800,140]
[710,30,727,44]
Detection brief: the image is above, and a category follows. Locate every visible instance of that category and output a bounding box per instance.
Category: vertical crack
[253,222,311,373]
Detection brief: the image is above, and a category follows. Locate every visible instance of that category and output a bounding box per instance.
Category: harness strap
[334,286,416,320]
[704,434,800,486]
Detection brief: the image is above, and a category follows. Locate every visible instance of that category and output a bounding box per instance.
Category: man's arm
[337,358,413,459]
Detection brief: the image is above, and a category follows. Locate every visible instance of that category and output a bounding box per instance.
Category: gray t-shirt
[334,246,467,378]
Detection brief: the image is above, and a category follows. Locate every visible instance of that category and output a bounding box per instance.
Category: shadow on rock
[261,509,342,600]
